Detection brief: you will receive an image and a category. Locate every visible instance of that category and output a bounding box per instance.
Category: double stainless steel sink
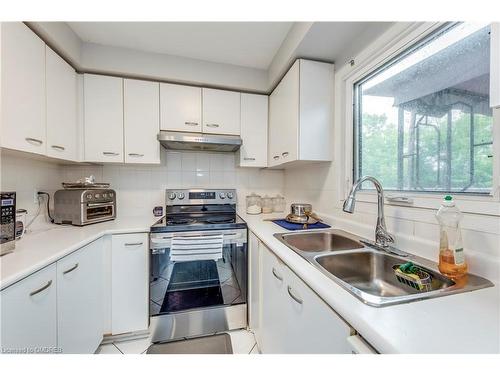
[274,229,493,307]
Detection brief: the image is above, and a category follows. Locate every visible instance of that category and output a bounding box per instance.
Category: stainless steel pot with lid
[285,203,319,224]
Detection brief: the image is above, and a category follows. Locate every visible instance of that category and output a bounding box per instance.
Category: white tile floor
[95,329,259,354]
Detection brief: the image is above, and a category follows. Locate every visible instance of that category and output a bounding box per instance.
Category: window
[354,23,495,194]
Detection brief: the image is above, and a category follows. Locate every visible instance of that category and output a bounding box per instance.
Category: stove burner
[204,217,235,224]
[166,218,196,226]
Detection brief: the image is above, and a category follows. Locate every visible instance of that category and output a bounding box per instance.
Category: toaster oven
[54,189,116,226]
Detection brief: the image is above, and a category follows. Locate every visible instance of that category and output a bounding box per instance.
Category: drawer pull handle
[29,280,52,297]
[287,286,303,305]
[271,267,283,281]
[103,152,119,156]
[205,123,219,128]
[185,121,199,126]
[128,153,144,157]
[244,157,256,161]
[51,145,65,151]
[125,242,143,247]
[273,155,280,160]
[25,137,43,145]
[63,263,79,275]
[282,152,289,157]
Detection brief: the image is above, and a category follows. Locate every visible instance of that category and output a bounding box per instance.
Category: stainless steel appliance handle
[272,267,283,281]
[125,242,144,246]
[103,152,119,156]
[51,145,65,151]
[25,137,43,145]
[63,263,79,275]
[86,202,114,207]
[287,286,303,304]
[185,121,199,126]
[205,123,219,128]
[128,153,144,157]
[29,280,52,296]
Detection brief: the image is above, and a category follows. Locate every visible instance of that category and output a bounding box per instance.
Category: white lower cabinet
[248,232,261,337]
[111,233,149,335]
[56,238,103,353]
[259,244,353,354]
[0,264,57,353]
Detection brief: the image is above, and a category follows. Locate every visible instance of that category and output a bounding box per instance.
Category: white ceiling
[68,22,293,69]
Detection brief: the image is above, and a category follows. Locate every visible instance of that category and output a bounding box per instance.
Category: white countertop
[239,211,500,354]
[0,216,153,290]
[2,212,499,353]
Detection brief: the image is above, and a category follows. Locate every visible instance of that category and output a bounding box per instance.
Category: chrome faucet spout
[342,176,394,248]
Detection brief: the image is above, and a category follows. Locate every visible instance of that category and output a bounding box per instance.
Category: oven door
[149,229,247,317]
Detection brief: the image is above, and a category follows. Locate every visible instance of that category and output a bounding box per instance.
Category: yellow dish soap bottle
[436,195,467,279]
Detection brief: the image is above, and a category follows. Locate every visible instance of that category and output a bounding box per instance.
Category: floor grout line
[248,342,257,354]
[112,343,124,354]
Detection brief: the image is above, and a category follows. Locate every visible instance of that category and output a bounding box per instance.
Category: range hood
[157,131,242,152]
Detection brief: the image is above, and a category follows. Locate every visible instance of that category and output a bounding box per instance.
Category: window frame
[337,22,500,217]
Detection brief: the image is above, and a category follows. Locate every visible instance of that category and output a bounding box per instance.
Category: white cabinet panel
[491,22,500,108]
[84,74,124,162]
[238,93,268,167]
[160,83,202,132]
[202,88,241,135]
[46,46,78,161]
[124,79,160,164]
[1,22,46,155]
[1,264,57,352]
[56,238,103,353]
[248,231,261,336]
[111,233,149,334]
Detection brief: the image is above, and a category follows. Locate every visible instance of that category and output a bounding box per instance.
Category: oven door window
[86,205,113,221]
[150,242,247,316]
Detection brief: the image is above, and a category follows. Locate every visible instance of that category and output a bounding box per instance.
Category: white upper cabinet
[1,22,46,155]
[46,46,78,161]
[268,59,334,168]
[1,264,57,352]
[491,22,500,108]
[124,79,160,164]
[160,83,202,132]
[238,93,268,167]
[56,238,103,353]
[202,88,241,135]
[84,74,124,162]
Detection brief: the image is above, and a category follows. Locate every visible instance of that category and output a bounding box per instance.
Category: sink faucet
[343,176,395,248]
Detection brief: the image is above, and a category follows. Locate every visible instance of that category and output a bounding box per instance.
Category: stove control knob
[227,192,234,200]
[178,192,185,200]
[168,192,176,200]
[219,192,226,199]
[86,193,93,200]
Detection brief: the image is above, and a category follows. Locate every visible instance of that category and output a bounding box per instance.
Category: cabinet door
[57,238,103,353]
[111,233,149,334]
[160,83,202,132]
[268,61,299,166]
[238,93,268,167]
[124,79,160,164]
[1,22,46,155]
[84,74,124,162]
[202,88,241,135]
[46,46,78,161]
[283,265,352,354]
[491,22,500,108]
[1,264,57,352]
[259,244,287,353]
[248,232,261,335]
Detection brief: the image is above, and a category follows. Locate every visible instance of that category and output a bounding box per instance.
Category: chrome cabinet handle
[287,286,303,305]
[29,280,52,297]
[103,152,119,156]
[51,145,65,151]
[273,155,280,160]
[125,242,143,247]
[205,123,219,128]
[128,153,144,157]
[244,157,256,161]
[25,137,43,145]
[282,152,289,157]
[63,263,79,275]
[271,267,283,281]
[184,121,199,126]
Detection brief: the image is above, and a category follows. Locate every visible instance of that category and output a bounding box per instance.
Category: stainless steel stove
[149,189,247,343]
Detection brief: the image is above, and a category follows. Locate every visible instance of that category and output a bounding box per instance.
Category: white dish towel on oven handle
[169,234,224,262]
